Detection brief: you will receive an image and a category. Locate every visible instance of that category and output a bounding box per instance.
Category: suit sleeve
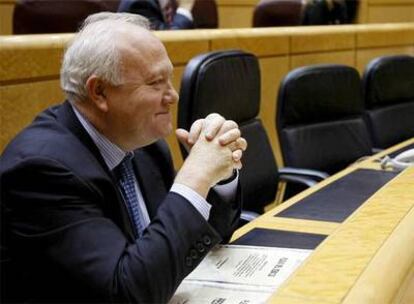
[2,157,222,303]
[207,182,242,243]
[170,12,194,29]
[148,140,242,243]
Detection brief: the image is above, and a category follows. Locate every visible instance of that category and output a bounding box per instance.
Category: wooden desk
[231,138,414,303]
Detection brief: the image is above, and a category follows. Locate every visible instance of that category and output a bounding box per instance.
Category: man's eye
[150,79,164,86]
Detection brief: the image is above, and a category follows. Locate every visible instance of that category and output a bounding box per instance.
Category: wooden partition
[358,0,414,24]
[216,0,257,28]
[0,0,15,35]
[1,23,414,171]
[215,0,414,29]
[2,0,414,35]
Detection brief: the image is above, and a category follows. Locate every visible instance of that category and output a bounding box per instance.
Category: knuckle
[227,120,238,128]
[208,113,222,120]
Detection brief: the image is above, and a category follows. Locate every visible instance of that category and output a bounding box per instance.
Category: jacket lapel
[56,101,136,241]
[132,149,167,220]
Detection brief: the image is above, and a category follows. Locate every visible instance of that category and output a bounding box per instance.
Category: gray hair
[60,12,150,102]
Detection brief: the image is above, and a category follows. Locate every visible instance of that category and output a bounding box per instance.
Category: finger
[226,137,248,152]
[233,159,243,170]
[175,128,191,152]
[217,120,238,136]
[188,119,204,144]
[218,128,241,146]
[232,149,243,162]
[204,114,225,140]
[236,137,247,151]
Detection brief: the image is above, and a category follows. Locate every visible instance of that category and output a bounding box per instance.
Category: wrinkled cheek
[155,114,173,136]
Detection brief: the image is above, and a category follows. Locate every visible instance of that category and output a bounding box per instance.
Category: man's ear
[85,75,108,112]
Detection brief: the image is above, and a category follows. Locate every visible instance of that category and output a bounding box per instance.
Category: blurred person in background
[118,0,196,29]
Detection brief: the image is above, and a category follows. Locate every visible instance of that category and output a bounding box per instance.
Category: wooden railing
[1,23,414,168]
[2,0,414,34]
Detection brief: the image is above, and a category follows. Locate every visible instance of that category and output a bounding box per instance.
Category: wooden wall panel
[3,0,414,32]
[155,31,210,64]
[218,6,252,29]
[168,65,185,168]
[0,34,71,81]
[368,5,414,23]
[356,46,414,73]
[1,24,414,171]
[216,0,256,29]
[0,80,64,151]
[290,50,355,70]
[210,28,289,56]
[356,23,414,48]
[259,56,289,166]
[290,27,355,54]
[0,0,15,35]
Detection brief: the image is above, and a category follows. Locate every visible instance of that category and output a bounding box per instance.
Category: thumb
[175,128,191,152]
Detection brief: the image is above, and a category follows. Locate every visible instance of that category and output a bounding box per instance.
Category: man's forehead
[119,35,172,80]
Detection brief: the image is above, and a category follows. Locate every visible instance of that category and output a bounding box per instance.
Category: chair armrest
[279,167,329,181]
[279,173,318,188]
[240,210,260,223]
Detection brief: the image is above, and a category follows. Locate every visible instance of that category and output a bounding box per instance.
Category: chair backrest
[277,64,372,175]
[13,0,119,34]
[363,55,414,149]
[253,0,303,27]
[178,50,278,213]
[302,0,348,25]
[192,0,218,29]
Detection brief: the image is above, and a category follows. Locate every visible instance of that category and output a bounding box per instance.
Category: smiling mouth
[156,111,170,116]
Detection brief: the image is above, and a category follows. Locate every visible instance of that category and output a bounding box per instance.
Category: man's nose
[164,82,179,104]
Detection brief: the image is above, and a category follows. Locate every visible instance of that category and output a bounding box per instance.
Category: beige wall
[1,23,414,168]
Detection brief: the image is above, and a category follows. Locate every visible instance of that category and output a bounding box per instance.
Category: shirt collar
[71,103,129,171]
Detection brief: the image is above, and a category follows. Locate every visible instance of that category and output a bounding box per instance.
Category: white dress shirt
[71,104,237,226]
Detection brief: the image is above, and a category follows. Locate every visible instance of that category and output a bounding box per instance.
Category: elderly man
[0,13,246,303]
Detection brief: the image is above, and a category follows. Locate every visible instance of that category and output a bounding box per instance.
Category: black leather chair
[192,0,218,29]
[253,0,303,27]
[302,0,348,25]
[178,50,317,215]
[362,55,414,149]
[277,64,372,176]
[13,0,119,34]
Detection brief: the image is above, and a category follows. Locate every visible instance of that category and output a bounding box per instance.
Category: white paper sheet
[170,245,312,304]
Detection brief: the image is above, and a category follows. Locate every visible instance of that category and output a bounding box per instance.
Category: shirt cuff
[213,170,239,204]
[177,7,193,21]
[170,183,211,220]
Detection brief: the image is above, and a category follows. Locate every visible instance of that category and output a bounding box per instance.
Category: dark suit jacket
[118,0,194,30]
[0,101,240,303]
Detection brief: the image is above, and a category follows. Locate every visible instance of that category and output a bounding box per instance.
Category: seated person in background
[0,12,247,303]
[118,0,195,29]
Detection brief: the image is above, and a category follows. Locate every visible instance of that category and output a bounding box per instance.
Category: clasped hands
[175,113,247,198]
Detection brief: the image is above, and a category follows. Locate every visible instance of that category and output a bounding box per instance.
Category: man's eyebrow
[147,64,173,80]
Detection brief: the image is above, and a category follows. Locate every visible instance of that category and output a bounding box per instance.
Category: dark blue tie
[116,156,145,238]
